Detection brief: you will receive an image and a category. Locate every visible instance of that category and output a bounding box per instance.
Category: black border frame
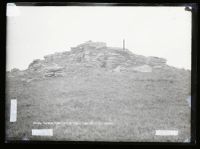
[0,1,198,147]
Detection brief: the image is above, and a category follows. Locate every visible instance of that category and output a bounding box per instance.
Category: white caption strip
[155,130,178,136]
[10,99,17,122]
[32,129,53,136]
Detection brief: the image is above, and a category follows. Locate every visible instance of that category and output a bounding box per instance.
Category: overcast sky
[6,5,191,71]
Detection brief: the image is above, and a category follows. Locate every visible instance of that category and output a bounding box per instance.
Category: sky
[6,4,192,71]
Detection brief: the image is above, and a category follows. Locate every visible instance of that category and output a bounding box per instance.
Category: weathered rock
[8,41,182,80]
[10,68,20,73]
[113,66,122,72]
[28,59,44,71]
[132,65,153,73]
[44,65,64,77]
[147,56,166,66]
[10,68,25,77]
[44,72,55,77]
[77,40,107,50]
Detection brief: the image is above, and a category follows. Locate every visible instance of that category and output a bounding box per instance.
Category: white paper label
[32,129,53,136]
[10,99,17,122]
[155,130,178,136]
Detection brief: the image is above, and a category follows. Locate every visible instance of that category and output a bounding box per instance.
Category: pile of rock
[76,40,107,50]
[106,55,125,69]
[15,41,171,79]
[113,65,126,72]
[28,59,44,71]
[44,65,64,77]
[9,68,25,77]
[146,56,166,66]
[71,41,106,54]
[10,68,20,74]
[44,52,64,62]
[131,65,152,73]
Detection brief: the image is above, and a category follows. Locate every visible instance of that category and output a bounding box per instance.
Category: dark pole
[123,39,125,50]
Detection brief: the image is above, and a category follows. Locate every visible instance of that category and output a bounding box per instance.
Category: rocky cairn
[6,41,191,142]
[8,40,189,82]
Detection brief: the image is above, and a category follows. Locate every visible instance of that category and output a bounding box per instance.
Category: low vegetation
[6,41,191,142]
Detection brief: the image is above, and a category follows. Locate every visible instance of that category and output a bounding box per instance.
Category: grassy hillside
[6,41,191,142]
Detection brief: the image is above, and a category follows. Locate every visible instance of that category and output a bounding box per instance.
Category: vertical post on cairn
[123,39,125,51]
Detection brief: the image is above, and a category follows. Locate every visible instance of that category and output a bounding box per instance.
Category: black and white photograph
[5,3,193,142]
